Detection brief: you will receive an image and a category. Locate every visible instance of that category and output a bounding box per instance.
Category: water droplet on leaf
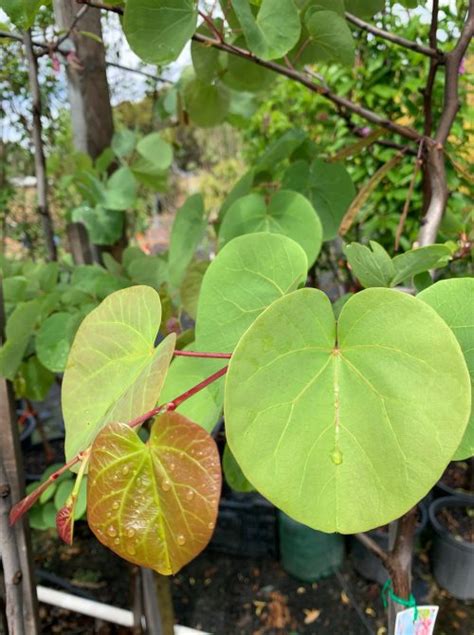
[162,479,171,492]
[107,525,117,537]
[177,534,186,546]
[127,528,135,538]
[127,544,136,556]
[185,490,194,501]
[330,449,343,465]
[208,521,215,530]
[112,501,119,510]
[122,465,130,476]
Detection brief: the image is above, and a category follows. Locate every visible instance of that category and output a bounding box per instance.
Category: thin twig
[354,532,390,567]
[0,464,25,635]
[55,3,89,48]
[345,12,442,60]
[394,140,424,251]
[423,0,441,138]
[106,61,171,83]
[23,30,57,261]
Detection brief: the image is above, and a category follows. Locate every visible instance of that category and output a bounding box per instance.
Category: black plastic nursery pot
[429,495,474,600]
[278,512,345,582]
[350,503,428,585]
[435,460,474,501]
[210,491,278,558]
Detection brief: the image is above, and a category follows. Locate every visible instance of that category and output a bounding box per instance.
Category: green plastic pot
[278,511,345,582]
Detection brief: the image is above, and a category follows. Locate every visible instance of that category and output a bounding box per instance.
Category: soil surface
[437,505,474,543]
[440,461,474,495]
[29,523,474,635]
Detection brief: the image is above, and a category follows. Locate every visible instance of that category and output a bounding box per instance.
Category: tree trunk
[0,283,40,635]
[52,0,114,160]
[23,30,58,262]
[386,508,418,634]
[52,0,128,260]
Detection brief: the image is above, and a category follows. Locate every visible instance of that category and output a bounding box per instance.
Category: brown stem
[354,532,391,567]
[419,0,474,246]
[386,507,418,633]
[394,140,424,251]
[345,12,442,60]
[23,30,57,261]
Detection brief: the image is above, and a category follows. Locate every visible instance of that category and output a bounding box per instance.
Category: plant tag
[394,606,439,635]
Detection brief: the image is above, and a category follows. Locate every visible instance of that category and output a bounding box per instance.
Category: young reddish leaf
[56,501,75,545]
[56,452,89,545]
[87,412,222,575]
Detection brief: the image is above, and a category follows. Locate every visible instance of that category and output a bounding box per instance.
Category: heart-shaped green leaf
[124,0,198,64]
[225,288,471,533]
[232,0,301,60]
[184,79,230,128]
[304,9,355,66]
[218,191,323,266]
[87,413,221,574]
[195,233,308,352]
[62,286,176,461]
[418,278,474,460]
[344,241,395,288]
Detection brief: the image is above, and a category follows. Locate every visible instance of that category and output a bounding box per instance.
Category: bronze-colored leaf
[87,412,222,574]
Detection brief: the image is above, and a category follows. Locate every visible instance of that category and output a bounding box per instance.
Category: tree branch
[0,31,170,82]
[71,0,423,144]
[423,0,441,138]
[193,33,422,142]
[354,532,390,567]
[55,3,89,48]
[345,12,442,60]
[23,30,57,261]
[0,464,25,635]
[419,0,474,246]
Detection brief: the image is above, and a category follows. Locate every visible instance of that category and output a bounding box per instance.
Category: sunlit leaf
[87,413,221,574]
[218,190,323,266]
[418,278,474,460]
[225,288,471,533]
[62,286,176,461]
[195,233,308,352]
